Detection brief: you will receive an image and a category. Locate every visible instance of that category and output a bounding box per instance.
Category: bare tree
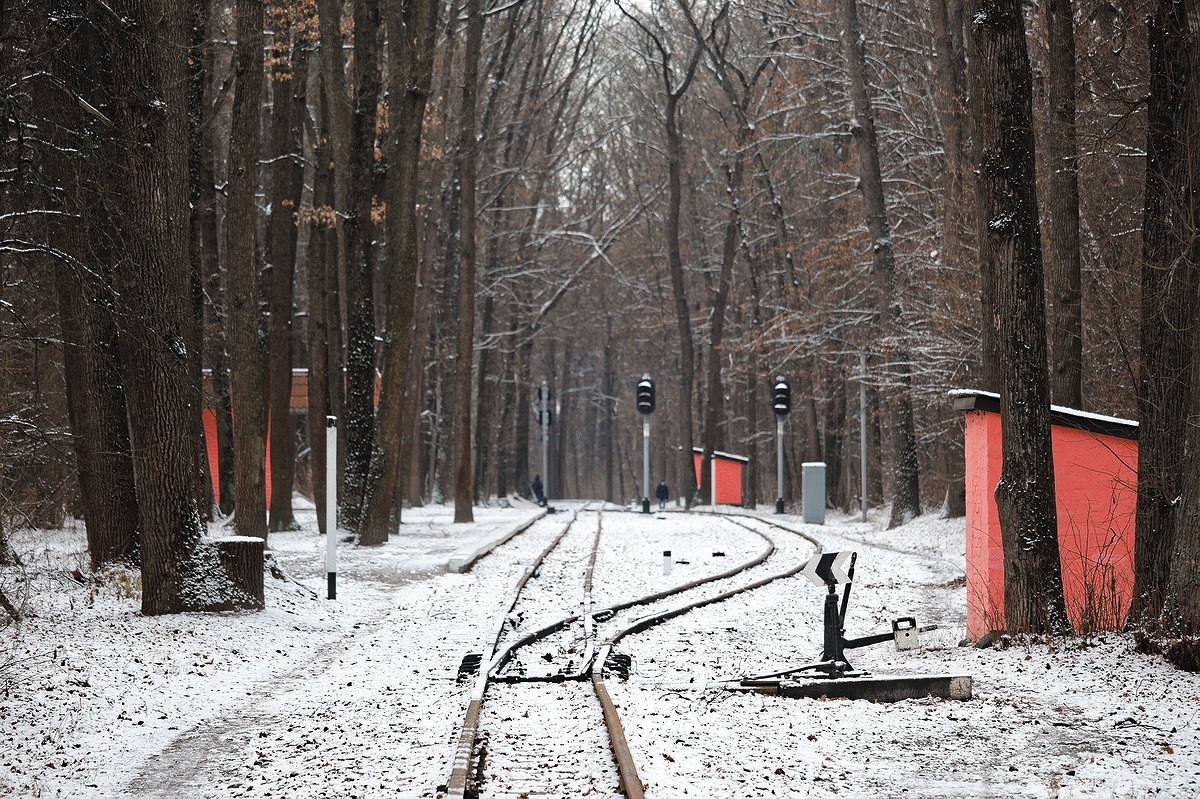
[968,0,1069,635]
[105,0,217,613]
[620,1,702,505]
[264,9,310,532]
[226,0,268,540]
[42,6,141,567]
[1130,0,1200,640]
[1042,0,1083,409]
[342,0,382,530]
[839,0,921,528]
[452,0,485,523]
[359,0,440,543]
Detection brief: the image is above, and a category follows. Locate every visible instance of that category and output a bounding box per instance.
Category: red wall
[964,410,1138,638]
[692,451,745,505]
[202,409,274,504]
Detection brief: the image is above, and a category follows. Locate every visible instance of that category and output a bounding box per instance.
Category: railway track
[437,507,821,799]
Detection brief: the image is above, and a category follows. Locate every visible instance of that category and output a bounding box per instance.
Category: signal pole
[539,379,551,502]
[773,376,792,514]
[636,375,656,513]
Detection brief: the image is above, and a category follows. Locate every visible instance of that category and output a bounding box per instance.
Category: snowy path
[3,502,1200,798]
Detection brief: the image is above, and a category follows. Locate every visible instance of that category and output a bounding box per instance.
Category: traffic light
[773,376,791,416]
[636,375,656,415]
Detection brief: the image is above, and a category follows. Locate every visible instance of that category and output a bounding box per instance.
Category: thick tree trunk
[969,0,1069,635]
[1131,0,1200,634]
[453,0,484,523]
[1043,0,1083,410]
[839,0,921,528]
[54,260,141,569]
[105,0,212,614]
[359,0,439,543]
[316,0,350,520]
[341,0,381,530]
[308,96,334,535]
[265,35,308,533]
[930,0,971,517]
[965,1,1000,392]
[44,9,141,568]
[187,0,215,521]
[225,0,268,541]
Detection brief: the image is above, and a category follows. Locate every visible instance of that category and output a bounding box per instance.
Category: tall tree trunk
[316,0,350,519]
[700,154,740,504]
[225,0,268,540]
[1043,0,1083,410]
[965,1,1000,392]
[308,85,334,535]
[1130,0,1200,633]
[359,0,439,543]
[341,0,381,530]
[453,0,484,523]
[839,0,921,528]
[44,7,141,568]
[105,0,212,614]
[187,0,215,521]
[265,33,308,532]
[969,0,1069,635]
[930,0,971,517]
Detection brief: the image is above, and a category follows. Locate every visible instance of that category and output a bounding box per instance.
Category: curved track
[438,508,821,799]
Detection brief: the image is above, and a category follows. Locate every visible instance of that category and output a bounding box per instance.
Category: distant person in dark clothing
[656,480,669,510]
[532,475,546,506]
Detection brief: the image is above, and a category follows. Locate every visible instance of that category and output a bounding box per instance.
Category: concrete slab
[774,674,972,702]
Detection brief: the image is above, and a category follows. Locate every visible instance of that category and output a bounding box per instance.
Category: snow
[3,500,1199,798]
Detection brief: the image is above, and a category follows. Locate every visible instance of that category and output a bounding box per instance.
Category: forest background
[1,0,1198,659]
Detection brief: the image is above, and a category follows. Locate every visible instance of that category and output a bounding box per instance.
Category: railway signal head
[773,376,791,416]
[636,375,656,415]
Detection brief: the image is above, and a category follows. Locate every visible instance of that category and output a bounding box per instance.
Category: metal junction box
[893,617,919,651]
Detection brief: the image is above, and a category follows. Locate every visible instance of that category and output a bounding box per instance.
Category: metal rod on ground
[860,352,868,523]
[326,415,337,600]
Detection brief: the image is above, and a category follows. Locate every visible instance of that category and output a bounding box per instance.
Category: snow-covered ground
[2,499,1198,798]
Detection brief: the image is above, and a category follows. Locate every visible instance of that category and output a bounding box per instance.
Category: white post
[859,353,868,523]
[663,550,672,576]
[326,416,337,599]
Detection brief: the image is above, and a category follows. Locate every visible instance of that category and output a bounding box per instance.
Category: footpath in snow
[1,499,1198,798]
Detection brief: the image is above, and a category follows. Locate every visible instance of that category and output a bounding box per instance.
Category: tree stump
[213,536,265,609]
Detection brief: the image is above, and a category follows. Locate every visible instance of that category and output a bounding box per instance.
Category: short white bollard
[663,550,672,576]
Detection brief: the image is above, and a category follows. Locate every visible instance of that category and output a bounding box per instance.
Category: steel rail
[596,514,819,652]
[441,509,818,799]
[441,508,582,799]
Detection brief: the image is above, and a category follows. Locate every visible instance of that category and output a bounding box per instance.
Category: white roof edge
[948,388,1137,429]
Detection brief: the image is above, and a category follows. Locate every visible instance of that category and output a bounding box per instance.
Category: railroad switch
[770,551,935,679]
[727,550,971,701]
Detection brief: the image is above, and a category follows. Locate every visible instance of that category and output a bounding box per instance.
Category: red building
[692,448,749,506]
[953,390,1138,638]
